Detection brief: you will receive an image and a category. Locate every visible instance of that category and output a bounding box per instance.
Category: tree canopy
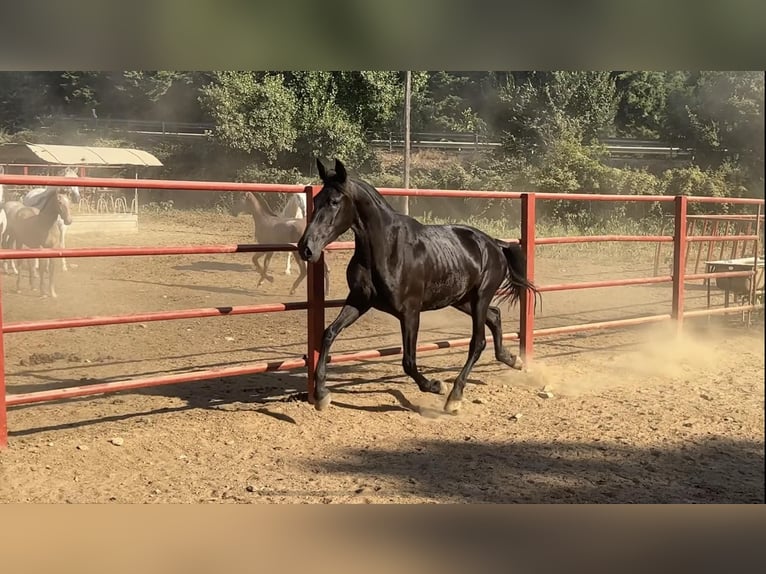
[1,70,763,196]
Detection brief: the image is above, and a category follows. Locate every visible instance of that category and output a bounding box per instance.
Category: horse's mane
[24,186,59,207]
[246,192,279,217]
[349,177,394,212]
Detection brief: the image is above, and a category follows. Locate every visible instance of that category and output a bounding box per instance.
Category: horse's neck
[350,185,399,259]
[246,195,276,233]
[37,192,62,227]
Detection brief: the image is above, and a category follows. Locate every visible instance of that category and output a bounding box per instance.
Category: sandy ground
[1,209,763,503]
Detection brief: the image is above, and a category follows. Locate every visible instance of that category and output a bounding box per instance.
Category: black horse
[297,158,540,414]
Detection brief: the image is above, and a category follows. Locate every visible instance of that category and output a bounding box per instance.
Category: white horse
[279,192,307,274]
[20,167,81,273]
[2,166,81,275]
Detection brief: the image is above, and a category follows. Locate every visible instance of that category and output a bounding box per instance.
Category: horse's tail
[496,240,542,311]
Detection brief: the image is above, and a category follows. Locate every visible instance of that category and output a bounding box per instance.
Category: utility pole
[402,70,411,215]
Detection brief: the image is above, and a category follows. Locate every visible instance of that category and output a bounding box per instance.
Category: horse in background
[279,192,307,275]
[5,187,73,298]
[20,166,82,273]
[231,191,329,295]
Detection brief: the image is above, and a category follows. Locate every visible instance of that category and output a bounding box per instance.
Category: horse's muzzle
[297,239,313,262]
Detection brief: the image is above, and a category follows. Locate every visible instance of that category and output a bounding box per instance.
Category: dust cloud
[512,322,765,398]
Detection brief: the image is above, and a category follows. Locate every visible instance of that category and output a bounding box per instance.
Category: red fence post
[304,185,325,404]
[0,275,8,448]
[520,193,536,364]
[671,195,688,332]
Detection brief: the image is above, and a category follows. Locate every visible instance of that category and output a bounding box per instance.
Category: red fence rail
[1,174,763,447]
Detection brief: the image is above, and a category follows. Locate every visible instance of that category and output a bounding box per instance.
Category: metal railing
[0,172,761,447]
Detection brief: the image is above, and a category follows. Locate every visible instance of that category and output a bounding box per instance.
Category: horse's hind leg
[444,296,491,414]
[401,311,444,395]
[486,305,523,369]
[452,302,522,370]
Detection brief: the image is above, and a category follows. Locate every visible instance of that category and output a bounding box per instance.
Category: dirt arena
[1,209,763,503]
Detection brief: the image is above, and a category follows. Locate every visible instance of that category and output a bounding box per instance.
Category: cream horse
[279,192,307,275]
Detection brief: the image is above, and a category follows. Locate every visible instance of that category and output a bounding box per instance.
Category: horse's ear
[334,159,347,183]
[316,158,328,183]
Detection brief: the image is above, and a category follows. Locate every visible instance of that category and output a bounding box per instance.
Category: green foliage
[198,72,297,162]
[288,72,371,167]
[1,68,762,219]
[497,71,618,158]
[529,133,608,193]
[614,71,672,138]
[663,71,764,194]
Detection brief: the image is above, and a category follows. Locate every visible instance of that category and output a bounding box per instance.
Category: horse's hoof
[418,379,444,394]
[511,356,524,370]
[314,392,332,411]
[444,397,462,414]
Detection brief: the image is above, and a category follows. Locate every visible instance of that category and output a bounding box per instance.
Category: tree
[0,72,58,130]
[198,71,298,162]
[614,71,672,138]
[497,71,618,160]
[663,71,764,194]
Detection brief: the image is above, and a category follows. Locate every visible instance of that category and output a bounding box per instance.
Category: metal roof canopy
[0,143,163,167]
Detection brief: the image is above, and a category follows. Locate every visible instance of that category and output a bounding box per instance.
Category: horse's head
[62,167,82,203]
[229,193,246,217]
[230,192,257,217]
[298,158,355,263]
[56,191,73,225]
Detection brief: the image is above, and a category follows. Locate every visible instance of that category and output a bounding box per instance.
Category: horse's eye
[330,196,342,206]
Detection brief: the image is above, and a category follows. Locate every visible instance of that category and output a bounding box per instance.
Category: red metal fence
[1,173,763,448]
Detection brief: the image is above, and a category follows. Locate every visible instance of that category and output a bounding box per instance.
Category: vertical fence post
[520,193,536,364]
[671,195,688,332]
[304,185,325,405]
[0,274,8,448]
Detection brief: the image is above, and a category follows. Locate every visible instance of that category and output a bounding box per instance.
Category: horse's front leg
[47,258,57,298]
[313,297,370,410]
[59,221,68,272]
[4,233,19,275]
[288,254,307,295]
[38,259,45,295]
[260,252,275,284]
[400,311,444,394]
[285,251,293,275]
[251,253,266,285]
